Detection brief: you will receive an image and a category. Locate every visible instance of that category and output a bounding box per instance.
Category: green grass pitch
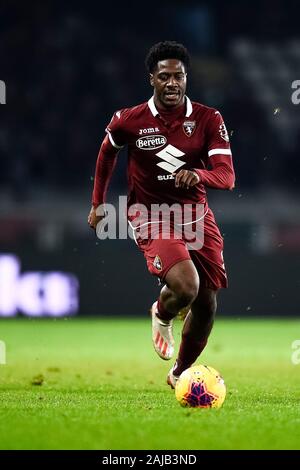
[0,317,300,450]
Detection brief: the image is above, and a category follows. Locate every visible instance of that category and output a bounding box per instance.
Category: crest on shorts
[153,255,162,271]
[183,120,196,137]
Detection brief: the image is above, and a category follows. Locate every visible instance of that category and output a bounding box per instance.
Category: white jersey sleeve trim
[106,130,124,149]
[208,148,232,157]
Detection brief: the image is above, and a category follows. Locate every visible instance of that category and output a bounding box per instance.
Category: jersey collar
[148,95,193,118]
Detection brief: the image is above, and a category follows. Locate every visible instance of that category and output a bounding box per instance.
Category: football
[175,364,226,409]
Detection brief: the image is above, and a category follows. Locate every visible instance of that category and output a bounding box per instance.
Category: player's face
[150,59,187,109]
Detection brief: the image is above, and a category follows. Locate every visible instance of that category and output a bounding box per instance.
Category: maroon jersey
[104,96,234,210]
[91,96,235,289]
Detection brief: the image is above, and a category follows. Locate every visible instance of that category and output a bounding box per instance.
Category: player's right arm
[88,111,126,229]
[88,135,119,229]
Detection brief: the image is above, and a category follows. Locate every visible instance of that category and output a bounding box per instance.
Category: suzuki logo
[156,144,186,173]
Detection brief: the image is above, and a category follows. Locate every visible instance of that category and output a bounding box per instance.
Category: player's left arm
[173,110,235,190]
[193,109,235,190]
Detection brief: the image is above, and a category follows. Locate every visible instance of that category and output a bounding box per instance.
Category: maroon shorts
[135,207,227,290]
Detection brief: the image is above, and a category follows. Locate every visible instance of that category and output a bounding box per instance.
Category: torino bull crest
[182,120,196,137]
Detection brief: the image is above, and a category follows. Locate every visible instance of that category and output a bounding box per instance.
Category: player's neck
[155,100,185,115]
[154,97,185,114]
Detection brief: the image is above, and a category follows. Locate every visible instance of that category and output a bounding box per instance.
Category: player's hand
[87,206,105,230]
[173,170,200,189]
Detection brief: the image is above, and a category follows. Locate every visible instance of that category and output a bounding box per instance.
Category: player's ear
[149,74,154,87]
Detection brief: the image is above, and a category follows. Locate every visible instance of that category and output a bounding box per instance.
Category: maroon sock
[157,298,175,321]
[173,337,208,376]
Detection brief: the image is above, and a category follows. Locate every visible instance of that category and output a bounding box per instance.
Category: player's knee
[175,278,199,306]
[195,296,217,318]
[206,299,217,318]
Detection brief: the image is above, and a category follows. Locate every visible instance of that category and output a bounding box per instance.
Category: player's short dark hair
[145,41,190,73]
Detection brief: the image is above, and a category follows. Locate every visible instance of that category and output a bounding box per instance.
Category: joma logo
[139,127,160,135]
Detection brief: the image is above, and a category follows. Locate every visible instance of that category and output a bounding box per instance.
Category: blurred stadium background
[1,0,300,319]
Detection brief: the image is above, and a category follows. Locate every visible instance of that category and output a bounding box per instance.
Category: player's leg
[167,287,218,387]
[158,259,199,318]
[151,259,199,360]
[166,207,226,384]
[175,287,217,374]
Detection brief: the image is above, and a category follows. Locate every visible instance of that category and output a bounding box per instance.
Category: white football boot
[151,301,174,360]
[167,364,180,389]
